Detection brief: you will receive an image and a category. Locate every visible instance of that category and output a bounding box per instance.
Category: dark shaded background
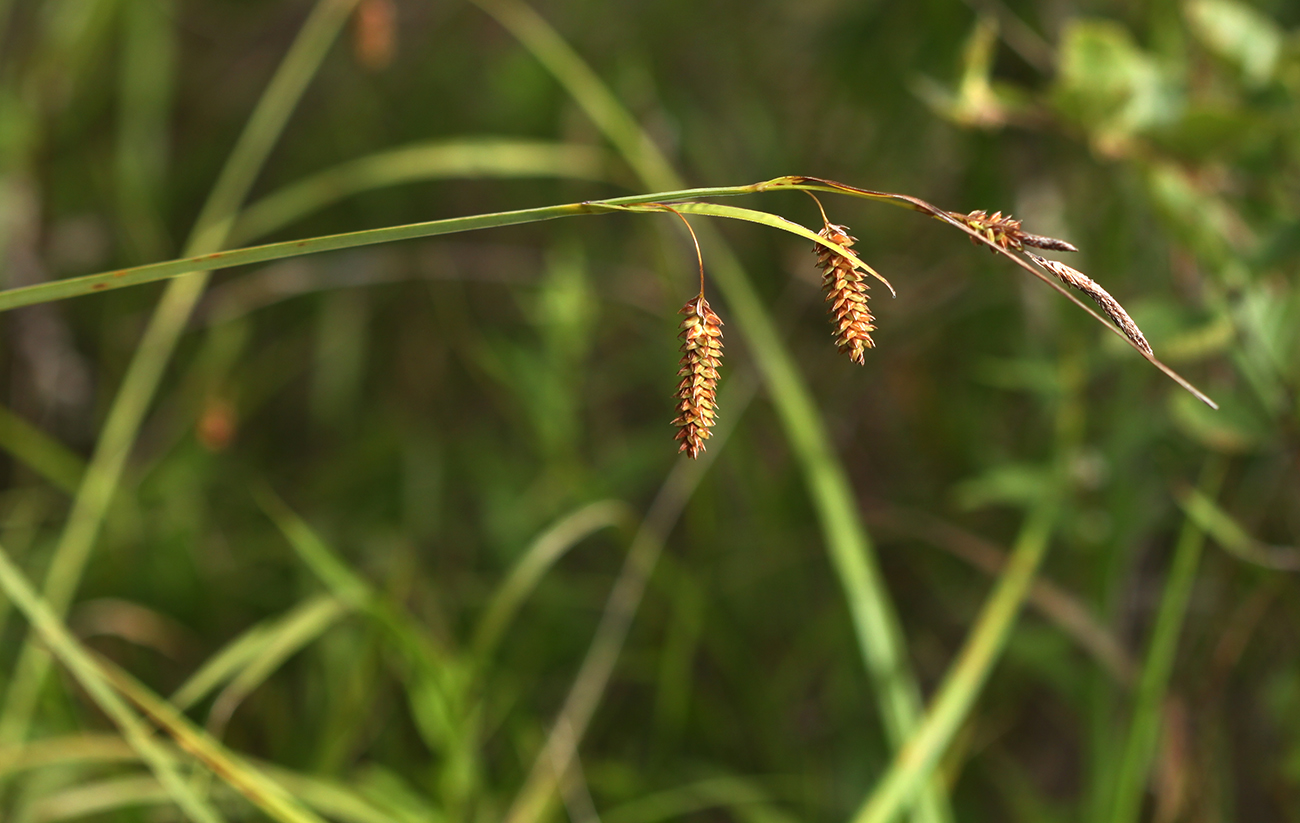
[1,0,1298,821]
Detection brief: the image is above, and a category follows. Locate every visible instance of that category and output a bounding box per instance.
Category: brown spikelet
[1025,252,1153,355]
[949,209,1079,254]
[672,296,723,459]
[815,223,876,365]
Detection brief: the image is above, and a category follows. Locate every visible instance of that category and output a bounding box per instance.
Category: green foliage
[1,1,1299,822]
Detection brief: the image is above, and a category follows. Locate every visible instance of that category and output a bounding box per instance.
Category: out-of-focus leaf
[1169,391,1268,453]
[1053,20,1182,153]
[942,16,1001,128]
[914,17,1039,129]
[1176,487,1300,571]
[1159,313,1236,362]
[973,356,1061,396]
[1236,279,1300,378]
[1256,218,1300,267]
[602,776,799,823]
[1186,0,1283,87]
[25,774,173,822]
[954,464,1056,510]
[1147,105,1272,161]
[1141,161,1245,278]
[352,764,445,823]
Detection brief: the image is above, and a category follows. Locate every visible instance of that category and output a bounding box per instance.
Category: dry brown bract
[950,209,1079,254]
[672,296,723,459]
[1025,252,1153,355]
[815,223,876,365]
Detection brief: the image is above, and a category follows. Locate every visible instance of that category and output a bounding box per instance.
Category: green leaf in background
[1053,20,1183,153]
[1185,0,1284,87]
[3,1,1299,822]
[1169,390,1269,453]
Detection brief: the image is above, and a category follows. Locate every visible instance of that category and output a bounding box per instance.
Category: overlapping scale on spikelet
[949,209,1078,253]
[671,296,723,458]
[815,223,875,365]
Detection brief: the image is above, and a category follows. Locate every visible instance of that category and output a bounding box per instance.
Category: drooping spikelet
[815,223,876,365]
[1025,252,1153,355]
[672,296,723,459]
[948,209,1079,254]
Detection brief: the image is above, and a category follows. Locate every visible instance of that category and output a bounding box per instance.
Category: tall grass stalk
[0,732,423,823]
[0,541,227,823]
[0,193,859,311]
[1108,458,1224,823]
[472,500,635,659]
[850,496,1059,823]
[97,662,333,823]
[0,183,1218,411]
[466,2,950,820]
[229,138,614,245]
[0,0,359,747]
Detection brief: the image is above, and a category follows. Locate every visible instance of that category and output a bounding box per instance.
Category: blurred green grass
[1,1,1299,822]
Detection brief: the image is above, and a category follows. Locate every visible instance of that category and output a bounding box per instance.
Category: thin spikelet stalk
[949,209,1079,253]
[815,223,875,365]
[1025,252,1153,355]
[672,295,723,459]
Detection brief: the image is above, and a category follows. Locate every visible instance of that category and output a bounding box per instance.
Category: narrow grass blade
[0,174,1221,418]
[96,660,331,823]
[595,201,894,294]
[0,191,753,312]
[472,500,634,659]
[253,486,375,609]
[0,175,1215,411]
[1108,459,1224,823]
[203,596,349,733]
[465,0,677,188]
[169,619,275,710]
[0,735,415,823]
[0,403,85,493]
[252,489,470,813]
[602,775,798,823]
[870,506,1136,685]
[1177,484,1300,571]
[252,486,458,722]
[0,542,227,823]
[25,775,174,823]
[186,0,362,250]
[0,0,359,749]
[169,595,343,711]
[260,765,433,823]
[0,734,135,780]
[231,138,613,244]
[850,497,1058,823]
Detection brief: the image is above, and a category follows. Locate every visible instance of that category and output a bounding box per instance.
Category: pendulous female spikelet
[672,295,723,459]
[815,222,876,365]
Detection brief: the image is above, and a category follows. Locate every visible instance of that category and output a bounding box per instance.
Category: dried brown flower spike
[1025,252,1153,355]
[949,209,1079,254]
[672,295,723,458]
[657,206,723,459]
[815,221,876,365]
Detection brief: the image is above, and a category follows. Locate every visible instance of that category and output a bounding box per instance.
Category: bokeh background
[1,0,1298,821]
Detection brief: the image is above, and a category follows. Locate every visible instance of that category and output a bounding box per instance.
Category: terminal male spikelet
[1025,252,1153,355]
[672,296,723,459]
[815,223,876,365]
